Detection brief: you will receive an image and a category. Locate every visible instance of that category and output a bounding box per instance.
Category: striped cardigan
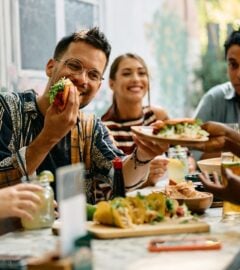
[102,106,157,154]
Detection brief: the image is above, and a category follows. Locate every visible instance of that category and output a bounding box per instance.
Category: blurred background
[0,0,239,117]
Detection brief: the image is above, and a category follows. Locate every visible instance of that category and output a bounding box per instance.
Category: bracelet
[131,148,152,169]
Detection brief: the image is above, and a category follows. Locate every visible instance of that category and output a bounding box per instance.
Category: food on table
[49,77,73,111]
[165,180,209,199]
[125,196,146,224]
[92,193,189,229]
[86,203,97,221]
[143,193,166,223]
[152,118,209,140]
[93,198,134,228]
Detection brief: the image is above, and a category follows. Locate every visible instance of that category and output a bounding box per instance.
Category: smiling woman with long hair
[102,53,169,186]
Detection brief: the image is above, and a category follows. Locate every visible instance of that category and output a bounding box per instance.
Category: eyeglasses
[56,58,104,82]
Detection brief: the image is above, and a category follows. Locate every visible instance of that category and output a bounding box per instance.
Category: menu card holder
[56,163,86,258]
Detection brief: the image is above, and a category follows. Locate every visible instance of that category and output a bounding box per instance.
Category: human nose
[131,72,141,81]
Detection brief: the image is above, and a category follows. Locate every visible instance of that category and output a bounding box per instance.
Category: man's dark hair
[53,27,111,68]
[224,27,240,59]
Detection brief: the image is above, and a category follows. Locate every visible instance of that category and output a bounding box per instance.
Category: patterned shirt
[102,106,157,154]
[0,90,125,204]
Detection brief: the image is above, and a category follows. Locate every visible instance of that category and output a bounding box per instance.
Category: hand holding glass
[221,152,240,221]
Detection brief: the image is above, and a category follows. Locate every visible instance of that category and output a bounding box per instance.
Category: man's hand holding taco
[49,77,73,111]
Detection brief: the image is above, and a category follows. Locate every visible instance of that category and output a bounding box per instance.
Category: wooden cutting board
[52,218,209,239]
[87,219,209,239]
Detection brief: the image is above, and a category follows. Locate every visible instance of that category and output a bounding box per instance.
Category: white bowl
[197,157,221,176]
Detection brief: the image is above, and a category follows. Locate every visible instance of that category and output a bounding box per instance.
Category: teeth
[128,86,141,91]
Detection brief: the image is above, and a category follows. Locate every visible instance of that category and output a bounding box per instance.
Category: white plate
[131,126,209,145]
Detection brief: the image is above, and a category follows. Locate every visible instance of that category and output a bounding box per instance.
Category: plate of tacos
[51,192,209,239]
[131,118,209,145]
[87,193,209,238]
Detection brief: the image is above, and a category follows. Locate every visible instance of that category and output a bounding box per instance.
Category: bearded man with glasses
[0,27,168,204]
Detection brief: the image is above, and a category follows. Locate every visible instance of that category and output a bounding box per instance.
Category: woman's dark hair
[53,27,111,69]
[224,27,240,59]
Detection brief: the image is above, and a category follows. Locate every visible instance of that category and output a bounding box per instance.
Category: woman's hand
[132,134,169,161]
[148,156,168,185]
[0,183,43,220]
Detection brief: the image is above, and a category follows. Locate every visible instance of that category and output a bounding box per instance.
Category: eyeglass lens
[64,59,102,81]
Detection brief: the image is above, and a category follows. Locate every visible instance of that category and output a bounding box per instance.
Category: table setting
[0,141,240,270]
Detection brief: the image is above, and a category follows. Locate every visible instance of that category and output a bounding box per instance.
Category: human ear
[45,59,56,77]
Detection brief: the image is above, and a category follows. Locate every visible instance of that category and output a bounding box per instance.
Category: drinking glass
[221,152,240,221]
[21,175,55,230]
[167,146,189,183]
[221,123,240,221]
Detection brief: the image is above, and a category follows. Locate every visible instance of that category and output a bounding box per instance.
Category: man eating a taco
[0,27,168,204]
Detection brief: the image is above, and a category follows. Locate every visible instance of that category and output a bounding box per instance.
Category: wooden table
[92,207,240,270]
[0,207,240,269]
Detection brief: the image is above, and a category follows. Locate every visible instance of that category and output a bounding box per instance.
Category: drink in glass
[167,146,189,183]
[221,152,240,221]
[21,173,55,230]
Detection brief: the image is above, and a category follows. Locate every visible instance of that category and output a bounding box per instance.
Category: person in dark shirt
[193,27,240,160]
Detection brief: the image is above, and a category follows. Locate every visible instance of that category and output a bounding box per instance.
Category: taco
[93,198,133,228]
[152,118,209,140]
[49,77,73,111]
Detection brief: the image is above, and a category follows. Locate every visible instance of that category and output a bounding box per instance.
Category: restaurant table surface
[1,207,240,270]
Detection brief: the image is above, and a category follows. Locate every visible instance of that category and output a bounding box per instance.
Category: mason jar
[167,146,189,182]
[21,176,55,230]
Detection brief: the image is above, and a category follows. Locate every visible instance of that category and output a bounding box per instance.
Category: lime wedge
[167,158,186,182]
[168,158,185,169]
[39,170,54,182]
[86,203,96,221]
